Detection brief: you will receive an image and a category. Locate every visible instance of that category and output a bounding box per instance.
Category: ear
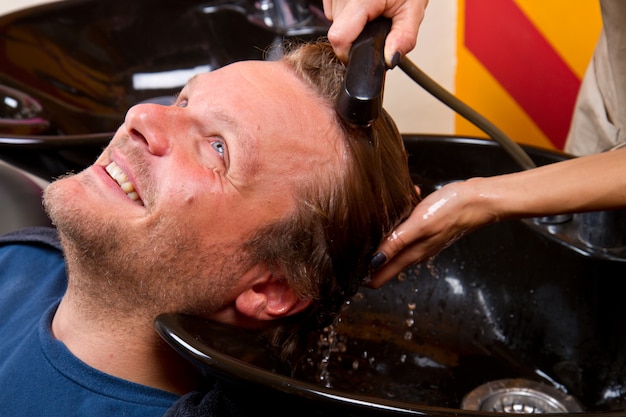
[235,265,311,322]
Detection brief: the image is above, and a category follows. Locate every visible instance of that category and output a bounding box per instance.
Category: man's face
[44,60,344,316]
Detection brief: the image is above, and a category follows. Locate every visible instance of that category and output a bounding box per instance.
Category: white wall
[1,0,458,135]
[384,1,457,135]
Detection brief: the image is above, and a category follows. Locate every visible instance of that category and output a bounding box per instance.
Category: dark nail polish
[389,51,402,69]
[370,252,387,270]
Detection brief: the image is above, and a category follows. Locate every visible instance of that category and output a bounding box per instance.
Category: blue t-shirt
[0,227,179,416]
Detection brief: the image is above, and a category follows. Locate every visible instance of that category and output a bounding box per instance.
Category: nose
[124,103,172,156]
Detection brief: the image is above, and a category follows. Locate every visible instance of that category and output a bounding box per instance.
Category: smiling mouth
[105,161,144,206]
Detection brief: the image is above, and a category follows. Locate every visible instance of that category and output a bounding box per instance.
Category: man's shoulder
[0,226,65,302]
[0,227,62,252]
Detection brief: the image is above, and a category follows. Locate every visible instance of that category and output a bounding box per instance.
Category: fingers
[367,231,440,288]
[326,1,379,62]
[375,201,425,262]
[382,1,426,66]
[368,246,422,288]
[324,0,428,64]
[366,220,429,289]
[366,183,471,288]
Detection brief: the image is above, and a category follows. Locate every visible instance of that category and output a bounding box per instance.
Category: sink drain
[461,379,583,414]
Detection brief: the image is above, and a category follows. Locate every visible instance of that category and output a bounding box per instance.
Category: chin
[43,175,106,243]
[43,176,75,226]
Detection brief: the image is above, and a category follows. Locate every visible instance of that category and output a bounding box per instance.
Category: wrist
[463,177,505,224]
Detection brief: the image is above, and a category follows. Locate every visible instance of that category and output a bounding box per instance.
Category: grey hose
[398,56,537,171]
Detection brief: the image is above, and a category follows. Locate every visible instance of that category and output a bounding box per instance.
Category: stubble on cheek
[44,176,253,320]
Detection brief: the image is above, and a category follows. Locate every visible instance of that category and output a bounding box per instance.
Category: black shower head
[336,17,391,127]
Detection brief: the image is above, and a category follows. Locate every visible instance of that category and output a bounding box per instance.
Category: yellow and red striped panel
[455,0,602,150]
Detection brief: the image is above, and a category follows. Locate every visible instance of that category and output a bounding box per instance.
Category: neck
[52,292,204,395]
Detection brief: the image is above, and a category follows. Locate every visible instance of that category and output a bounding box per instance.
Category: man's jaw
[105,161,144,206]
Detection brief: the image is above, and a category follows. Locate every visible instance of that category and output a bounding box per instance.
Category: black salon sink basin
[156,136,626,417]
[0,0,329,181]
[0,0,328,135]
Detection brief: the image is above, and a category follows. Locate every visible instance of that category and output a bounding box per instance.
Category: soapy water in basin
[288,257,626,412]
[291,261,566,409]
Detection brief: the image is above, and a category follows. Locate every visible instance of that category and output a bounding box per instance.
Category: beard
[43,174,250,325]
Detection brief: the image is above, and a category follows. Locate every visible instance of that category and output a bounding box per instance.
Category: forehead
[187,60,317,114]
[188,60,324,127]
[191,60,345,174]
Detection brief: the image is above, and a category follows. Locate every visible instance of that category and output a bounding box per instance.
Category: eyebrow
[185,74,200,90]
[180,72,259,178]
[214,110,259,178]
[175,74,200,99]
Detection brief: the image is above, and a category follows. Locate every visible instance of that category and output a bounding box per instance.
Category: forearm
[470,147,626,221]
[370,147,626,287]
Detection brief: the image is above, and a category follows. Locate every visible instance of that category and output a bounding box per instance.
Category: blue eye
[211,140,225,158]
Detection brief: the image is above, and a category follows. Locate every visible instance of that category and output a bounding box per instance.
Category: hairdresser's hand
[370,146,626,287]
[368,180,498,288]
[323,0,428,66]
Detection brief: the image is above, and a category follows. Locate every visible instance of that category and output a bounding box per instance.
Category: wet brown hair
[244,40,419,360]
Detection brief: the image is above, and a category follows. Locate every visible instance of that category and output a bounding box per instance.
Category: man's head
[243,41,420,357]
[43,40,417,346]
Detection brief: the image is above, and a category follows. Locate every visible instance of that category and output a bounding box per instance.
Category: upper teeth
[105,161,143,205]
